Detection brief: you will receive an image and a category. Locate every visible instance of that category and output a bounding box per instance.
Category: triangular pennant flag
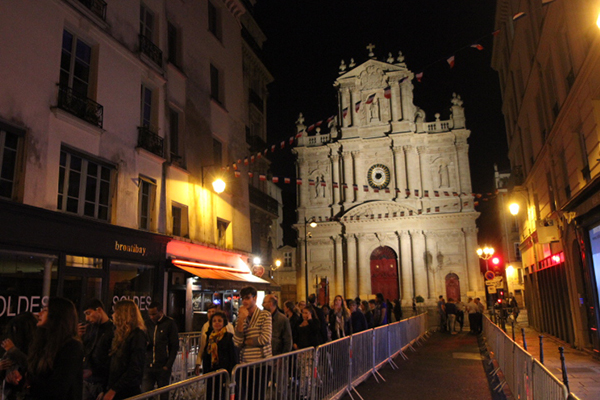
[271,145,276,152]
[353,184,359,191]
[384,86,392,99]
[233,163,238,170]
[320,181,326,187]
[424,190,429,197]
[405,189,411,196]
[492,29,501,36]
[342,183,348,189]
[416,72,423,82]
[374,188,379,193]
[244,158,249,165]
[435,206,440,212]
[315,120,323,127]
[309,179,315,186]
[355,101,361,112]
[512,12,526,21]
[280,141,285,149]
[250,155,255,163]
[327,115,335,124]
[333,182,339,188]
[289,136,294,145]
[296,178,302,185]
[234,171,241,178]
[248,172,253,178]
[365,93,376,105]
[295,131,303,139]
[342,107,349,118]
[307,124,315,132]
[385,188,390,193]
[446,55,455,68]
[471,44,484,51]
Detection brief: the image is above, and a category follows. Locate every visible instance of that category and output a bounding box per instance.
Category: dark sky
[253,0,509,249]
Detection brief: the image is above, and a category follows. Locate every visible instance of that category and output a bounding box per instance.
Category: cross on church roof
[366,43,376,58]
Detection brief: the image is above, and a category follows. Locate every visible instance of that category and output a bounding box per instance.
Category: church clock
[367,164,391,189]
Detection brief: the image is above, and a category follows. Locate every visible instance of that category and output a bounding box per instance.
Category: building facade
[293,48,483,306]
[492,0,600,352]
[0,0,277,332]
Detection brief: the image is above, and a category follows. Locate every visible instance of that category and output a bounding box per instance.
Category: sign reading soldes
[112,295,152,311]
[0,296,48,317]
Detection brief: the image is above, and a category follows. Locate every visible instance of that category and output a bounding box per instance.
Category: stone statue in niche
[438,164,449,188]
[315,176,321,198]
[369,98,380,122]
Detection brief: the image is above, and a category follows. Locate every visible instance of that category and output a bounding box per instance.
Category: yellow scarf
[207,327,227,367]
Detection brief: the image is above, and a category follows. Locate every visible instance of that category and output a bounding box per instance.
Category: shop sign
[114,241,147,256]
[0,295,48,317]
[252,265,265,277]
[112,295,152,311]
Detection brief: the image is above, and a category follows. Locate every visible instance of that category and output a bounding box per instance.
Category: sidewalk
[500,310,600,400]
[342,331,506,400]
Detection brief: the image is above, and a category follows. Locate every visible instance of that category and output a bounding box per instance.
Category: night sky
[252,0,509,250]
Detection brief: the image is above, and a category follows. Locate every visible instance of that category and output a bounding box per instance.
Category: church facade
[293,48,484,306]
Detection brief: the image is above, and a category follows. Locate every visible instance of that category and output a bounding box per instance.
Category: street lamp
[476,246,495,271]
[201,166,227,193]
[304,217,317,300]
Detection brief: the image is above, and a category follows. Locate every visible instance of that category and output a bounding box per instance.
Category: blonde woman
[103,300,147,400]
[328,295,352,340]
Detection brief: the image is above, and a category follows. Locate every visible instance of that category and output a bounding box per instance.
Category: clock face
[367,164,391,189]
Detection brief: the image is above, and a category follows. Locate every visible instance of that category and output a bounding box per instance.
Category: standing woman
[293,305,322,349]
[329,295,352,340]
[26,297,83,400]
[103,300,147,400]
[202,311,237,400]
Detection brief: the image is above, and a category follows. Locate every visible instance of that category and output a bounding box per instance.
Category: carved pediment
[342,201,416,218]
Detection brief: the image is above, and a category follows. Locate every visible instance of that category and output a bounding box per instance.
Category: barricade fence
[130,313,429,400]
[482,316,579,400]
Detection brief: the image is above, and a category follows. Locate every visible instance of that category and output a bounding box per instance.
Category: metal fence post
[559,346,570,393]
[539,335,544,365]
[521,328,527,351]
[511,320,515,341]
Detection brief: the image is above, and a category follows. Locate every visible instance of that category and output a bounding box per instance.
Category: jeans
[446,314,456,333]
[142,367,171,400]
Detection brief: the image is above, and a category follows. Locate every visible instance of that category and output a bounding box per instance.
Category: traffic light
[498,289,504,299]
[491,256,500,266]
[490,256,504,275]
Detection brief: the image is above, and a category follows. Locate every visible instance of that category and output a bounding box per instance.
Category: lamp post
[476,246,495,271]
[201,166,226,193]
[304,217,317,300]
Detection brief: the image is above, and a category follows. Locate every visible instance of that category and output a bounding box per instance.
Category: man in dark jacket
[308,293,329,343]
[348,300,368,333]
[263,294,292,355]
[143,301,179,398]
[80,299,114,400]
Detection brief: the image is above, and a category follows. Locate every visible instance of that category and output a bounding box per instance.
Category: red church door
[445,273,461,302]
[370,246,399,301]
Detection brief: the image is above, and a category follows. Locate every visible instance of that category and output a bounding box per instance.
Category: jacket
[271,310,293,356]
[201,332,238,374]
[108,328,147,395]
[83,319,114,385]
[146,315,179,370]
[195,321,235,367]
[329,310,352,340]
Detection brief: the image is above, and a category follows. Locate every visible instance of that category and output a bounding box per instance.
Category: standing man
[233,286,272,399]
[263,294,292,356]
[307,293,328,343]
[80,299,114,400]
[445,298,458,334]
[143,301,179,398]
[474,297,485,334]
[465,297,478,334]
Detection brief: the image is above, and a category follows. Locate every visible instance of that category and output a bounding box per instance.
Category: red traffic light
[491,257,500,265]
[497,298,502,304]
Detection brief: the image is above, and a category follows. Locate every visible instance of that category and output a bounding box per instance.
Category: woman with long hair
[26,297,83,400]
[103,300,147,400]
[293,305,322,349]
[329,295,352,340]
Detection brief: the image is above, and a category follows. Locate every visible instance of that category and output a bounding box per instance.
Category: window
[577,129,590,182]
[57,148,113,221]
[141,85,154,128]
[217,218,229,248]
[0,124,23,200]
[210,64,223,104]
[60,30,92,97]
[284,252,292,267]
[169,108,181,161]
[514,243,521,261]
[140,4,155,41]
[139,176,156,231]
[167,22,181,67]
[213,138,222,166]
[172,202,189,237]
[208,1,221,40]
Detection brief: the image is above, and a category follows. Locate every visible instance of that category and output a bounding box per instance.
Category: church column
[357,234,370,298]
[334,235,344,296]
[405,146,421,197]
[464,227,483,293]
[456,143,470,197]
[331,153,341,207]
[297,155,308,218]
[411,230,428,301]
[342,151,354,205]
[351,89,359,126]
[393,146,407,200]
[353,151,366,202]
[390,78,402,121]
[345,234,358,298]
[400,79,415,120]
[399,231,414,306]
[342,87,351,128]
[417,146,428,198]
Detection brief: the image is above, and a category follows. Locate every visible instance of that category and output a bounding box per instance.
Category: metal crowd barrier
[129,312,430,400]
[482,316,576,400]
[125,369,230,400]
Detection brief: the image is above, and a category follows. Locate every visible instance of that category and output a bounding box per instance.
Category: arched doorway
[370,246,399,301]
[445,273,460,301]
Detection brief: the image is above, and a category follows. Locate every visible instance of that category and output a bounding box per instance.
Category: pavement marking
[452,352,484,360]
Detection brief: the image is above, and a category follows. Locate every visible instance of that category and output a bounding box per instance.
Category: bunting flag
[297,178,302,185]
[405,189,410,196]
[233,163,238,170]
[512,11,526,21]
[342,183,348,189]
[444,191,450,196]
[414,189,419,197]
[263,148,268,156]
[237,159,242,165]
[333,182,339,188]
[234,171,241,178]
[259,175,266,181]
[342,107,349,118]
[307,124,315,132]
[284,178,290,184]
[492,29,501,36]
[471,44,484,51]
[365,93,376,105]
[424,190,429,197]
[453,192,459,196]
[363,185,369,192]
[418,210,422,215]
[374,188,379,193]
[446,55,455,68]
[434,190,439,197]
[395,188,401,193]
[309,179,315,186]
[355,101,361,112]
[327,115,335,124]
[384,86,392,99]
[248,172,253,178]
[280,141,285,149]
[385,188,390,193]
[320,181,326,187]
[295,131,303,139]
[400,211,405,217]
[409,211,413,216]
[272,177,279,183]
[244,158,249,165]
[435,206,440,212]
[353,184,359,191]
[426,208,431,213]
[289,136,294,145]
[250,155,255,163]
[315,120,323,127]
[416,72,423,82]
[257,153,261,159]
[271,145,276,152]
[474,201,479,207]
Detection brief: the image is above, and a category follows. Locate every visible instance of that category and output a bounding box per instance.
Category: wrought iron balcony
[138,126,164,157]
[139,34,163,67]
[77,0,107,20]
[57,85,103,128]
[249,185,279,217]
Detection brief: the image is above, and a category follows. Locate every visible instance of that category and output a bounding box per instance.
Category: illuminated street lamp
[212,178,226,194]
[304,217,317,300]
[476,246,495,271]
[509,202,519,216]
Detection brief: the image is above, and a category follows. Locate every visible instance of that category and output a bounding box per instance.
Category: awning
[172,259,269,285]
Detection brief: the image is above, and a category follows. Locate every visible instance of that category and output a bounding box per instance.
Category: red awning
[172,260,268,285]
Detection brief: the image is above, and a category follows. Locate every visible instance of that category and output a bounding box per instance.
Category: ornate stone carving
[359,66,386,90]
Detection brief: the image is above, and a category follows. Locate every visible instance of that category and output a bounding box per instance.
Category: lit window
[217,218,230,248]
[172,202,189,237]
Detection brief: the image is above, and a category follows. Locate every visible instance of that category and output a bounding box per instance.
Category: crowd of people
[0,288,407,400]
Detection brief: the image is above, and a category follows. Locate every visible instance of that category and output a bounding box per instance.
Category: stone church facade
[293,48,484,306]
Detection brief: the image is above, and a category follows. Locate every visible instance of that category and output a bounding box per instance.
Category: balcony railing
[78,0,107,20]
[57,85,103,128]
[138,126,164,157]
[249,185,279,217]
[139,34,163,67]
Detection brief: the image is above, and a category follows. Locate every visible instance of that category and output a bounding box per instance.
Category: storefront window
[109,261,154,312]
[66,255,102,268]
[0,251,58,331]
[588,224,600,305]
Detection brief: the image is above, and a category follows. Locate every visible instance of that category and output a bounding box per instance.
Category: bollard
[521,328,527,350]
[559,346,570,393]
[539,335,544,365]
[511,320,515,341]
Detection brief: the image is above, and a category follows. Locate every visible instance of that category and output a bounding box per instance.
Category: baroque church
[293,45,485,306]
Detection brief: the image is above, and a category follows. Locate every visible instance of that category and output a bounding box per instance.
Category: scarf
[335,311,345,337]
[207,327,227,367]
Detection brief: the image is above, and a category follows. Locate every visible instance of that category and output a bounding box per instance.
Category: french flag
[244,158,248,165]
[315,120,323,127]
[271,145,276,152]
[446,55,455,69]
[384,86,392,99]
[333,182,339,188]
[259,175,266,181]
[342,107,349,118]
[320,181,326,187]
[295,130,303,139]
[272,177,279,183]
[342,183,348,189]
[248,172,253,178]
[280,141,285,149]
[308,179,315,186]
[296,178,302,185]
[353,184,359,191]
[289,136,294,145]
[327,115,335,124]
[250,155,255,163]
[363,185,369,192]
[365,93,376,105]
[355,101,361,112]
[234,171,241,178]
